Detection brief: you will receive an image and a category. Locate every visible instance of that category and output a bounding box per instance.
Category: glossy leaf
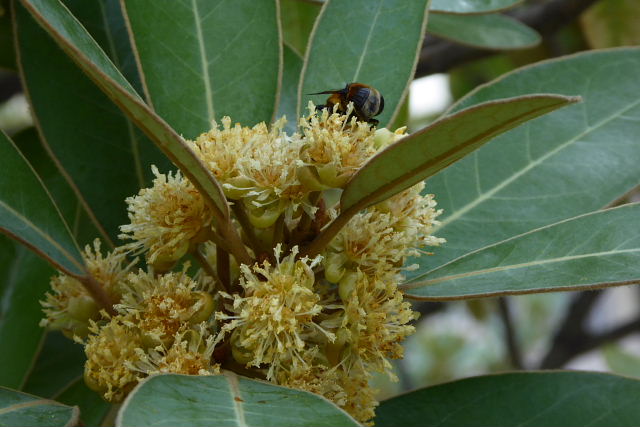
[116,373,359,427]
[375,371,640,426]
[67,0,145,94]
[19,0,231,221]
[56,380,111,427]
[0,386,79,427]
[12,128,97,246]
[403,203,640,299]
[0,130,84,276]
[299,0,430,127]
[0,237,52,389]
[23,332,85,399]
[427,13,541,50]
[122,0,281,138]
[342,94,578,212]
[408,47,640,279]
[278,45,303,133]
[280,0,321,56]
[15,2,171,243]
[430,0,522,15]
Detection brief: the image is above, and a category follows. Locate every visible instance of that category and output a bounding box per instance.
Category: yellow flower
[188,116,266,183]
[116,268,215,346]
[189,117,311,230]
[216,245,332,379]
[324,182,444,281]
[338,270,418,378]
[279,360,377,425]
[40,240,135,338]
[130,324,220,376]
[298,103,405,188]
[119,166,212,270]
[83,315,144,402]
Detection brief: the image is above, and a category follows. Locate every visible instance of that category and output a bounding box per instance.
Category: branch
[79,275,115,315]
[416,0,602,77]
[538,289,640,369]
[498,297,524,369]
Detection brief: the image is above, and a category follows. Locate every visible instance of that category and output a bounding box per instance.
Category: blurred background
[1,0,639,400]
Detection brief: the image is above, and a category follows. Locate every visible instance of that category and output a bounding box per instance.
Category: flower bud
[323,252,347,283]
[247,205,282,228]
[67,295,99,322]
[317,164,349,188]
[373,127,395,149]
[338,271,359,302]
[223,176,253,199]
[325,328,350,366]
[297,165,328,191]
[84,368,107,394]
[230,329,253,365]
[189,291,216,324]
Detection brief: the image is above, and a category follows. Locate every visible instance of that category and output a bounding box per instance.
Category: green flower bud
[189,291,216,324]
[247,205,282,228]
[67,295,99,322]
[297,165,329,191]
[324,252,347,283]
[338,271,359,302]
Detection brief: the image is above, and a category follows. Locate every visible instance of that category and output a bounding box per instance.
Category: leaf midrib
[0,199,84,274]
[351,0,383,82]
[405,247,640,288]
[191,0,215,123]
[97,1,144,188]
[224,372,247,427]
[436,95,640,231]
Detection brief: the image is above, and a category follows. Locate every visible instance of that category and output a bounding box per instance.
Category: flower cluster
[39,105,444,424]
[83,268,219,402]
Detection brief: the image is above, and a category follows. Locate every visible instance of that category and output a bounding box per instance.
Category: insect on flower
[310,82,385,125]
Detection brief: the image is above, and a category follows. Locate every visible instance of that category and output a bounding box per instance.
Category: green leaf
[603,344,640,378]
[23,332,85,399]
[299,0,430,127]
[375,371,640,426]
[342,94,578,213]
[19,0,232,223]
[0,130,84,277]
[403,203,640,299]
[121,0,281,138]
[430,0,522,15]
[427,13,540,50]
[12,128,97,246]
[116,373,359,427]
[280,0,321,56]
[0,237,52,389]
[0,386,79,427]
[65,0,145,94]
[15,1,170,244]
[278,45,303,133]
[408,47,640,279]
[56,380,111,427]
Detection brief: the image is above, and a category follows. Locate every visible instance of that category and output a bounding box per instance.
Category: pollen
[119,166,212,270]
[116,268,215,346]
[83,316,144,402]
[216,245,331,380]
[324,182,445,281]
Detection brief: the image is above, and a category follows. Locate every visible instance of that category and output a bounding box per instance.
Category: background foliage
[0,0,639,425]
